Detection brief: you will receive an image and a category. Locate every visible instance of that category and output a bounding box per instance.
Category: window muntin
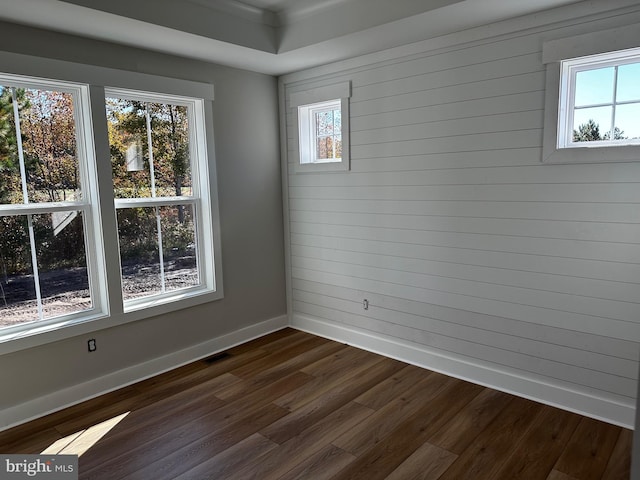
[559,49,640,149]
[106,90,203,307]
[0,78,97,330]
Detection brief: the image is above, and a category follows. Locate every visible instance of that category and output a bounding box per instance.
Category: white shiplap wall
[281,4,640,427]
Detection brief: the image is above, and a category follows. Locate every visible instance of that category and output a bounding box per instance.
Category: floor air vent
[202,352,231,364]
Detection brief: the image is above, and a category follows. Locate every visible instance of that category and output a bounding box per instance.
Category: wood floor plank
[132,348,264,406]
[278,444,356,480]
[260,357,404,445]
[229,334,329,379]
[82,403,289,480]
[437,396,544,480]
[353,364,431,410]
[553,417,622,480]
[329,379,484,480]
[274,346,384,411]
[429,387,513,455]
[75,374,238,469]
[300,344,379,377]
[231,401,374,480]
[385,441,458,480]
[215,340,343,402]
[492,404,582,480]
[51,386,144,437]
[225,327,304,355]
[601,428,633,480]
[78,395,229,475]
[57,412,131,458]
[0,427,64,454]
[80,371,310,477]
[333,371,454,456]
[136,406,289,480]
[547,470,580,480]
[173,433,279,480]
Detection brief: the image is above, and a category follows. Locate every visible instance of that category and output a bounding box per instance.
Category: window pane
[107,99,193,199]
[160,205,198,292]
[33,211,91,319]
[574,67,614,107]
[572,106,612,142]
[317,136,333,160]
[117,207,162,300]
[150,103,192,198]
[0,86,24,205]
[0,215,37,327]
[19,88,81,203]
[617,63,640,103]
[334,109,341,132]
[335,135,342,158]
[107,98,153,199]
[615,103,640,140]
[316,110,334,136]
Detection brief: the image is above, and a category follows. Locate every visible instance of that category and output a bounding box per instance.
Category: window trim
[290,81,351,173]
[541,23,640,164]
[0,52,223,355]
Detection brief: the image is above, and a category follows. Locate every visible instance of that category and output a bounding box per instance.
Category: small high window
[559,49,640,149]
[299,99,342,165]
[290,81,350,173]
[542,25,640,164]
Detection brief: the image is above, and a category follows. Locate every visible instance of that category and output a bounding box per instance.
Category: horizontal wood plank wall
[281,6,640,427]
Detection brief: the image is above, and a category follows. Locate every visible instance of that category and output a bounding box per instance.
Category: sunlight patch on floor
[41,412,130,457]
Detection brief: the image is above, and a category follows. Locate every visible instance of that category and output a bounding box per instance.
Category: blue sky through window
[574,62,640,139]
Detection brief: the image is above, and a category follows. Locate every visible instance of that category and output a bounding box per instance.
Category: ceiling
[0,0,585,75]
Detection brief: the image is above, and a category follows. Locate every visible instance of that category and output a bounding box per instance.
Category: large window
[105,90,208,308]
[0,69,220,344]
[0,77,101,332]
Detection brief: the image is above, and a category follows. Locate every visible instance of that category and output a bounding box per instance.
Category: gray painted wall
[282,4,640,427]
[0,22,286,426]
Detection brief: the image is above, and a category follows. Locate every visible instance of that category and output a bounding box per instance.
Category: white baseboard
[0,315,288,432]
[291,313,635,429]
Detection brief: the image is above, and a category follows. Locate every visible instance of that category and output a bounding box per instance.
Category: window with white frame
[291,81,350,173]
[299,99,342,164]
[105,90,209,307]
[542,25,640,163]
[0,76,102,331]
[559,49,640,148]
[0,66,220,344]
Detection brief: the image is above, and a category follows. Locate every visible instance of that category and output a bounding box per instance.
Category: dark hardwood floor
[0,328,632,479]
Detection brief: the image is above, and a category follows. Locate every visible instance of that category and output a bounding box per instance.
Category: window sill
[543,144,640,164]
[294,160,350,173]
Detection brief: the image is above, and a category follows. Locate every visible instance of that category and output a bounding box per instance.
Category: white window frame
[299,99,342,165]
[0,52,223,354]
[290,81,351,173]
[542,23,640,164]
[0,75,107,332]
